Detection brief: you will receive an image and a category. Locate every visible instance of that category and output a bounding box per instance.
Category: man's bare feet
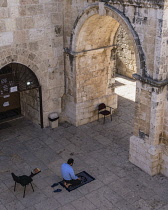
[64,181,71,188]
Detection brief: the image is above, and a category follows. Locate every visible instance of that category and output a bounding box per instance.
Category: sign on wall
[0,73,14,95]
[0,73,20,112]
[10,86,18,93]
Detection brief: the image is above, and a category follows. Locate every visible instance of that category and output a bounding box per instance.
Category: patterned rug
[59,171,95,192]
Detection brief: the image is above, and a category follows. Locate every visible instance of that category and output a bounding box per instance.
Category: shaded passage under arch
[0,63,43,128]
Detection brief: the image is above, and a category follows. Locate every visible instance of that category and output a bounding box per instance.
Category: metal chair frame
[98,103,113,124]
[11,173,34,198]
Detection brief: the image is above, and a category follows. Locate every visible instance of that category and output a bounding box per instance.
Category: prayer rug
[59,171,95,192]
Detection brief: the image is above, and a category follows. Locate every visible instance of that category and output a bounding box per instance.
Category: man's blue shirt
[61,163,78,180]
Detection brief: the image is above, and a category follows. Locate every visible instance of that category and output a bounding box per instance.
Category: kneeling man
[61,158,81,188]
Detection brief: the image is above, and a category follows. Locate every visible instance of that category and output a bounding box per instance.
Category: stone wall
[73,14,119,125]
[161,147,168,177]
[133,82,151,138]
[20,89,40,125]
[130,81,167,176]
[163,97,168,144]
[159,87,168,177]
[129,82,161,175]
[129,136,161,176]
[0,0,64,127]
[115,26,136,78]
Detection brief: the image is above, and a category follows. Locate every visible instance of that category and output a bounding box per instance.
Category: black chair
[98,103,113,124]
[11,173,34,198]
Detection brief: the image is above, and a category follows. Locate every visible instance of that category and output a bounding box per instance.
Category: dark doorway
[0,63,43,128]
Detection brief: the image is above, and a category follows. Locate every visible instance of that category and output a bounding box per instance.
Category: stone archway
[70,3,146,75]
[0,48,44,83]
[64,2,146,126]
[0,63,43,127]
[0,47,50,127]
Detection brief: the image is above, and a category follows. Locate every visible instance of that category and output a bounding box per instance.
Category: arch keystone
[99,2,106,16]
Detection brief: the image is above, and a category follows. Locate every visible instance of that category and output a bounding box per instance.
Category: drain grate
[0,122,12,130]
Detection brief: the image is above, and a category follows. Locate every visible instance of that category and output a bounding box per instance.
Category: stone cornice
[99,0,164,9]
[133,73,168,88]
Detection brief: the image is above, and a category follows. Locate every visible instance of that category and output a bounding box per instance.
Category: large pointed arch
[69,3,146,77]
[63,3,147,126]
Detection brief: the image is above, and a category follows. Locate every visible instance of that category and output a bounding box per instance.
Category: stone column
[129,81,166,176]
[129,1,168,177]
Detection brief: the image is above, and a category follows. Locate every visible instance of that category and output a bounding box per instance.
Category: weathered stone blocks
[115,26,136,78]
[0,32,13,47]
[0,0,7,7]
[129,136,161,176]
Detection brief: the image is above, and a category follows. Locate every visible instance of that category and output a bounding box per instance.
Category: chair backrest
[11,173,21,183]
[98,103,106,111]
[11,173,32,186]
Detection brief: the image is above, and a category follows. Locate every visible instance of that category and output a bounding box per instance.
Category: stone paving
[1,75,168,210]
